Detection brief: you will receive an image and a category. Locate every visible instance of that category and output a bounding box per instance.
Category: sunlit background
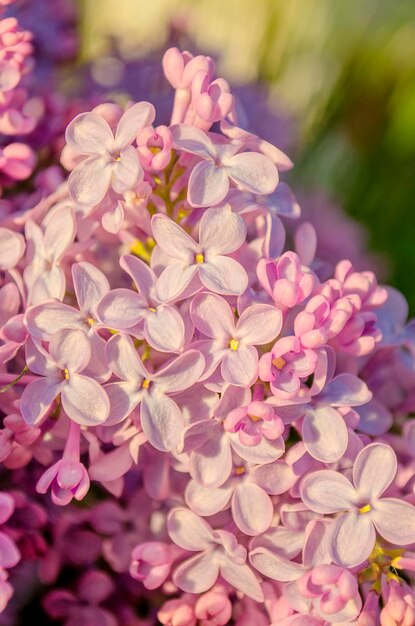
[80,0,415,309]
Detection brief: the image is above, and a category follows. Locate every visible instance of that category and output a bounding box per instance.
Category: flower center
[142,379,151,389]
[272,356,286,370]
[64,369,70,381]
[148,307,156,313]
[235,466,245,476]
[228,338,239,351]
[195,253,204,264]
[249,414,262,423]
[358,504,372,514]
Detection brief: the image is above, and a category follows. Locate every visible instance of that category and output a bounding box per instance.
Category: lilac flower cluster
[0,6,415,625]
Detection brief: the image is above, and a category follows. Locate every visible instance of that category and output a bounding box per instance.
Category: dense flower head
[0,9,413,623]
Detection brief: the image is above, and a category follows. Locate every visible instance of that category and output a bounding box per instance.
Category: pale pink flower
[170,124,279,207]
[380,579,415,626]
[97,254,186,353]
[25,261,111,381]
[167,508,264,601]
[194,586,232,626]
[301,443,415,567]
[190,292,282,387]
[65,102,155,206]
[136,124,172,170]
[20,329,110,426]
[24,206,76,304]
[0,142,35,180]
[104,333,205,450]
[152,205,248,300]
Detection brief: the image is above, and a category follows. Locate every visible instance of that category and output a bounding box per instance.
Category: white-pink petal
[226,151,278,195]
[301,470,357,514]
[236,304,282,345]
[191,293,234,340]
[167,508,213,551]
[188,160,229,207]
[353,443,397,501]
[173,551,219,593]
[140,393,184,451]
[0,228,25,270]
[199,255,248,295]
[199,205,246,255]
[68,156,112,206]
[371,498,415,545]
[302,407,348,463]
[232,482,273,535]
[114,102,155,148]
[61,375,110,426]
[65,112,113,154]
[329,511,375,568]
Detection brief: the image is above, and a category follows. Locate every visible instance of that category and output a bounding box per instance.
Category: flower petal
[227,151,278,194]
[49,328,91,373]
[301,470,357,514]
[61,375,110,426]
[25,301,83,340]
[236,304,282,345]
[191,293,234,339]
[97,288,146,330]
[353,443,397,501]
[112,145,142,193]
[221,345,258,387]
[115,102,155,147]
[0,227,25,270]
[104,381,142,426]
[219,558,264,602]
[371,498,415,545]
[155,262,199,302]
[145,305,185,353]
[199,256,248,295]
[72,262,110,315]
[302,407,348,463]
[151,214,196,260]
[20,378,62,425]
[0,533,20,569]
[185,480,233,517]
[68,156,111,206]
[249,546,304,582]
[65,112,113,154]
[140,393,183,451]
[167,508,213,551]
[173,551,219,593]
[170,124,216,159]
[105,333,146,382]
[199,205,246,255]
[188,160,229,207]
[120,254,155,302]
[329,511,375,568]
[318,374,372,407]
[154,350,205,393]
[232,483,273,535]
[190,432,232,488]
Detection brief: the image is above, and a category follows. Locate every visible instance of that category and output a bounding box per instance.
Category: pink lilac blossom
[0,18,414,624]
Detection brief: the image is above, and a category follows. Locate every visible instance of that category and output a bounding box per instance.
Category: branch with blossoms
[0,5,415,625]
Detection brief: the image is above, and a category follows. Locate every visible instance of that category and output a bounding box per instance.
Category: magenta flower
[167,508,264,601]
[259,336,318,400]
[223,395,285,446]
[152,205,248,300]
[171,124,279,207]
[97,254,186,353]
[65,101,155,206]
[36,422,90,506]
[130,542,176,590]
[20,329,110,426]
[104,334,205,450]
[257,252,316,310]
[301,443,415,567]
[190,292,282,387]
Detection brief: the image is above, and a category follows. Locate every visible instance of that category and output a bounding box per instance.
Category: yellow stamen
[272,356,286,369]
[195,253,204,264]
[86,317,95,327]
[148,307,156,313]
[142,379,150,389]
[358,504,372,514]
[249,414,262,423]
[235,466,245,475]
[228,338,239,351]
[64,369,70,381]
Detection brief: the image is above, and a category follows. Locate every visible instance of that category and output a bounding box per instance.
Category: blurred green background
[80,0,415,311]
